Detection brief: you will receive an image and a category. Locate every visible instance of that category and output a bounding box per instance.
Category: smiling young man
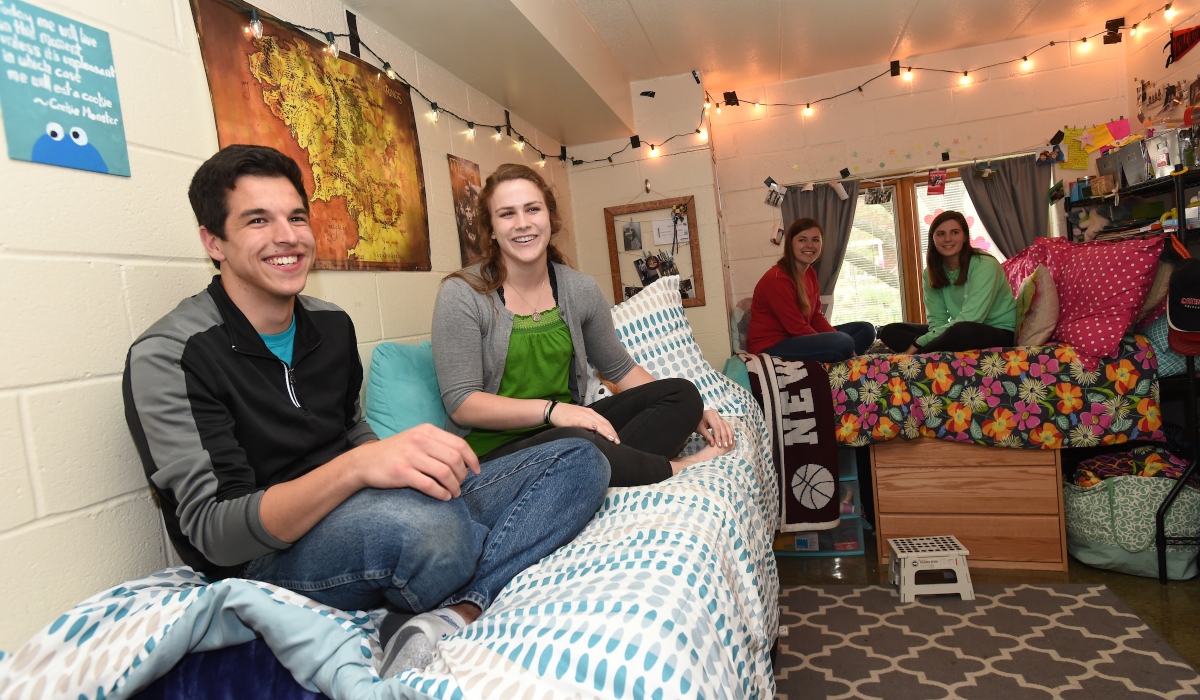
[122,145,611,675]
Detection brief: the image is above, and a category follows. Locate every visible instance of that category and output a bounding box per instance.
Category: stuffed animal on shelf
[1077,207,1110,241]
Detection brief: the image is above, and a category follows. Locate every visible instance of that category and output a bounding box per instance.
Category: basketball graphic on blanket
[792,464,836,510]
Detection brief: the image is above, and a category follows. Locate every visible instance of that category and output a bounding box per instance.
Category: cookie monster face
[30,122,108,174]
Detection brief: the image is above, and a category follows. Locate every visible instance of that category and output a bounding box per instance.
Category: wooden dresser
[871,438,1068,571]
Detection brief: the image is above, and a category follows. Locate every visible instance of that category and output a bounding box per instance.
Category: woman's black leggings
[480,378,703,487]
[878,322,1015,353]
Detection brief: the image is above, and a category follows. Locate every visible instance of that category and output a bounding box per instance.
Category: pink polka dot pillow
[1011,237,1164,370]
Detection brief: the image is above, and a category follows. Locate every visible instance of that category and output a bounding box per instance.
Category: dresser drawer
[873,438,1057,468]
[877,466,1060,515]
[879,514,1063,563]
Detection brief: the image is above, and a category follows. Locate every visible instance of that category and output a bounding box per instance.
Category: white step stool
[888,536,975,603]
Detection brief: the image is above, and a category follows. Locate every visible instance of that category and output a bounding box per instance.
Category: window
[829,188,903,327]
[914,178,1005,272]
[826,171,1000,325]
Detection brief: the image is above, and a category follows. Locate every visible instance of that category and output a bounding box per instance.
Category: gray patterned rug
[776,585,1200,699]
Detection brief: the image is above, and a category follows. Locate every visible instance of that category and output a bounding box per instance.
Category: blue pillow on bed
[1142,314,1187,377]
[365,341,448,439]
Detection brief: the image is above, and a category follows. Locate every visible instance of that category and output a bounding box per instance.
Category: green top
[465,307,574,456]
[919,253,1017,347]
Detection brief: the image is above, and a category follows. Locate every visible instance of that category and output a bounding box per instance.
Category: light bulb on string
[1078,36,1090,52]
[803,103,813,117]
[697,127,708,142]
[428,102,439,122]
[1131,24,1139,36]
[1166,3,1176,20]
[383,62,396,80]
[753,101,761,109]
[248,9,263,39]
[467,122,475,140]
[715,104,721,114]
[494,126,503,141]
[517,136,525,151]
[539,156,546,168]
[704,99,711,110]
[325,32,339,58]
[649,144,660,157]
[903,67,913,82]
[959,71,971,85]
[1022,56,1032,70]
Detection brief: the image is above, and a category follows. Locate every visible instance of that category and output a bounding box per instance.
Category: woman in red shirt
[747,218,876,361]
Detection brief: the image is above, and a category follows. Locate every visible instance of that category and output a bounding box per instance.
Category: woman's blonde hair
[446,163,569,294]
[777,217,823,316]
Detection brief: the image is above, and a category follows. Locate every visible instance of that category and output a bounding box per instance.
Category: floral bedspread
[828,334,1165,449]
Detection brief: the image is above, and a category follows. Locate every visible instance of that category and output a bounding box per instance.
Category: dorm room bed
[0,277,780,700]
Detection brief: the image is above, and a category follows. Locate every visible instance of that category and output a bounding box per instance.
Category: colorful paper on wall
[1061,128,1090,170]
[1080,124,1115,153]
[1107,118,1131,141]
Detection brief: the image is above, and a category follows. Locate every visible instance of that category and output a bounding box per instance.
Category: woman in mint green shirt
[878,210,1017,353]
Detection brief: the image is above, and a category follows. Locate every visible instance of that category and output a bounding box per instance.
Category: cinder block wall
[568,74,732,365]
[708,25,1128,307]
[0,0,573,652]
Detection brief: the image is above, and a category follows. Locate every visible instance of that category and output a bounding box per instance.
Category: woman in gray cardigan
[432,164,734,487]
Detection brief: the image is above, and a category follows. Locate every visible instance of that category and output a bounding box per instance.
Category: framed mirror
[603,195,705,307]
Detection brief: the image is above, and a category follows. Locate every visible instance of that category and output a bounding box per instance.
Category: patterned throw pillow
[609,276,747,416]
[1004,237,1164,370]
[1014,264,1059,345]
[1142,313,1187,377]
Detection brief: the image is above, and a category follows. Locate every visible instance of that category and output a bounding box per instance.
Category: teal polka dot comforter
[0,415,780,700]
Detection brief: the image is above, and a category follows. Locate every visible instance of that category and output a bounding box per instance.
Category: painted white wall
[708,24,1128,306]
[0,0,573,652]
[567,73,731,365]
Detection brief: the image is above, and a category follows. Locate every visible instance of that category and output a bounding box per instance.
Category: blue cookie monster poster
[0,0,129,176]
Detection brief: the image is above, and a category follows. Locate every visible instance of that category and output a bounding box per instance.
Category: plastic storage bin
[775,448,865,556]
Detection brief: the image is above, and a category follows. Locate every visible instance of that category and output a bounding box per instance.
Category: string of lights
[222,0,1174,168]
[702,24,1135,115]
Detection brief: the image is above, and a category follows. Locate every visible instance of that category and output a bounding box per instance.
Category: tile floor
[776,536,1200,669]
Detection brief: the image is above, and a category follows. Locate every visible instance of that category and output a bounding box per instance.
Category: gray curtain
[960,154,1050,258]
[781,181,861,295]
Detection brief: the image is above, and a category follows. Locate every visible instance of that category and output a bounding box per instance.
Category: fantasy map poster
[191,0,430,271]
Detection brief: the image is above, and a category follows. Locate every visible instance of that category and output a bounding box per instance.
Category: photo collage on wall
[619,211,695,300]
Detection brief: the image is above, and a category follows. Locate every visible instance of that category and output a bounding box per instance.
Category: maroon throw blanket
[739,353,840,531]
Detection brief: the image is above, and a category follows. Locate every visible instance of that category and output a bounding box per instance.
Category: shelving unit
[773,449,865,557]
[1064,167,1200,248]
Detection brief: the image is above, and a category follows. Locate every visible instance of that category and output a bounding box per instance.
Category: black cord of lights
[221,0,568,166]
[703,28,1120,113]
[567,105,711,165]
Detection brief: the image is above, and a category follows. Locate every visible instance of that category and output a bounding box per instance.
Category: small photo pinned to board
[680,278,696,299]
[622,220,642,251]
[633,256,660,286]
[624,286,644,300]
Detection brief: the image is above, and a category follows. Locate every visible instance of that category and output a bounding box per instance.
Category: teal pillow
[365,341,448,439]
[721,356,752,396]
[1142,314,1187,377]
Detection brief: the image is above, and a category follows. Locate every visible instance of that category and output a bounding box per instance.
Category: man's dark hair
[188,144,309,241]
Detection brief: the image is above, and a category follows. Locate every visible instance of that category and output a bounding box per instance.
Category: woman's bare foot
[670,441,735,474]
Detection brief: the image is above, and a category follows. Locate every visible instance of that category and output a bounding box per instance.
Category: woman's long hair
[777,218,823,317]
[925,209,981,289]
[446,163,569,294]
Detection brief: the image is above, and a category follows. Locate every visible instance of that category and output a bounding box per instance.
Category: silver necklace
[508,276,547,321]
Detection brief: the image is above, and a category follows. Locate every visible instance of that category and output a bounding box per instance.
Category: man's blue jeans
[242,438,609,612]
